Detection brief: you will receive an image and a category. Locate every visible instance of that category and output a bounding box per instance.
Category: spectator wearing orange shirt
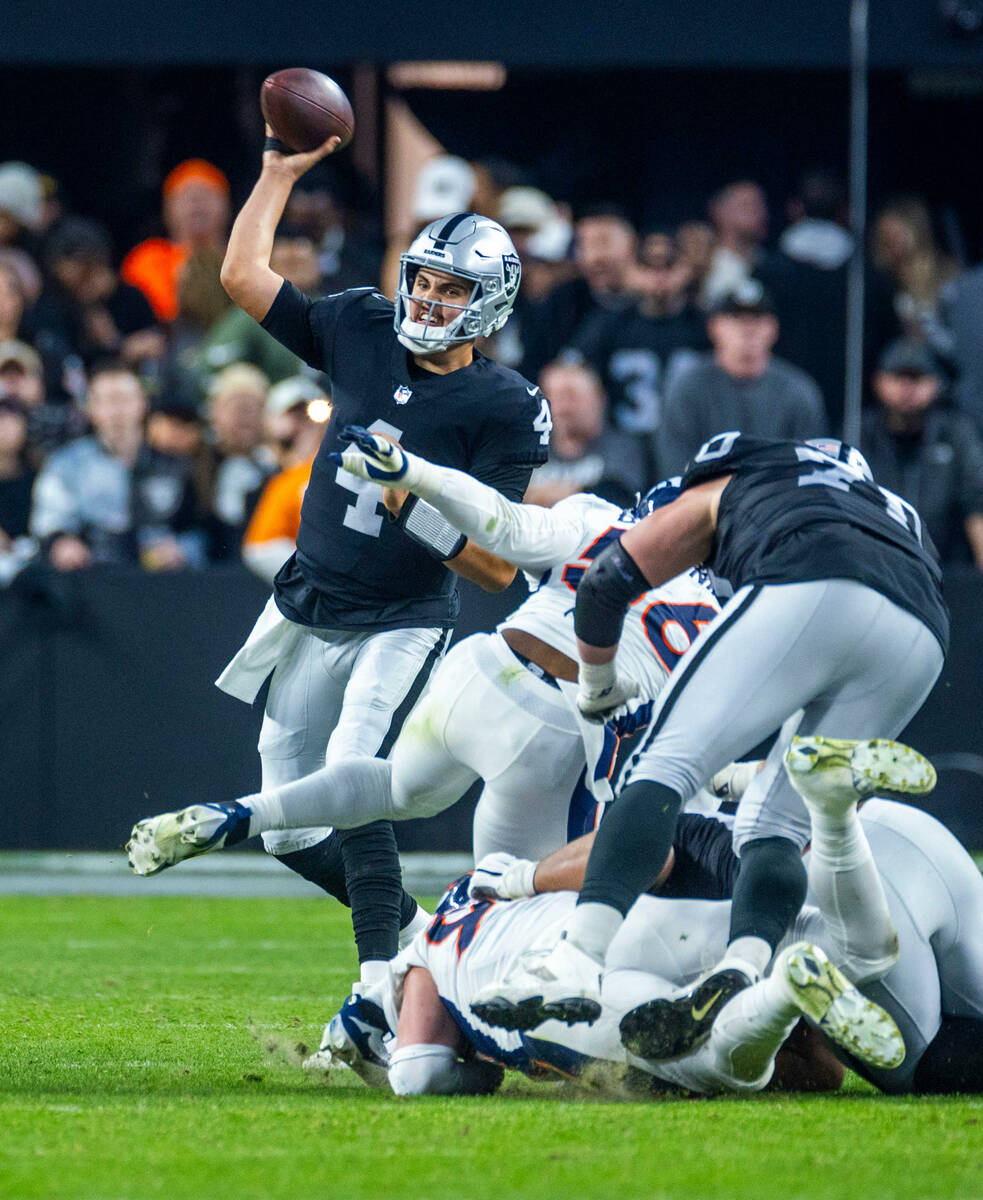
[242,376,330,583]
[122,160,230,323]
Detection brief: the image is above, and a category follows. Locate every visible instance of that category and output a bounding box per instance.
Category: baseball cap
[498,187,554,232]
[877,339,943,379]
[412,156,476,223]
[0,162,43,232]
[0,340,43,376]
[266,376,329,418]
[708,278,775,318]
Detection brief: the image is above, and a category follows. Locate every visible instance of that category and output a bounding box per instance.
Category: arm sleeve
[259,281,355,375]
[405,458,588,572]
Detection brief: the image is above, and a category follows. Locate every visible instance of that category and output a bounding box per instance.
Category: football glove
[576,660,641,724]
[469,852,538,901]
[330,424,413,483]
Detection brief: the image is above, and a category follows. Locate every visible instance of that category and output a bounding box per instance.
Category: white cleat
[126,801,252,876]
[784,736,936,818]
[470,938,603,1032]
[302,992,391,1087]
[778,941,905,1069]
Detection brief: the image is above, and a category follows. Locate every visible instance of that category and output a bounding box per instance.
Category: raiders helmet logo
[503,253,521,296]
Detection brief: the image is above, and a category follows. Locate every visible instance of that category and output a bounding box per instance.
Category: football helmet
[626,476,682,522]
[395,213,521,355]
[804,437,874,482]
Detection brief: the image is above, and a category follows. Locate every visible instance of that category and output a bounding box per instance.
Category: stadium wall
[2,565,981,853]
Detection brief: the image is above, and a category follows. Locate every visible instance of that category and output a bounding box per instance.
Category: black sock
[399,887,419,930]
[913,1015,983,1094]
[336,820,408,964]
[276,837,349,905]
[578,780,683,915]
[728,836,807,950]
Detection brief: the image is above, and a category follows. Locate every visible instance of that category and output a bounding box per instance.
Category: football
[260,68,355,153]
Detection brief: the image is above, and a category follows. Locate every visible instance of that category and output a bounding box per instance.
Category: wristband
[264,136,296,155]
[397,495,467,561]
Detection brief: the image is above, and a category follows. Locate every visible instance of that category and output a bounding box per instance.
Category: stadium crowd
[2,151,983,590]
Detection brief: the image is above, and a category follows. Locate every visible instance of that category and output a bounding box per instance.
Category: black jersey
[260,284,550,631]
[680,432,949,653]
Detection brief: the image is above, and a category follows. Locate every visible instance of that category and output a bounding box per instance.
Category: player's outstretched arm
[333,425,585,572]
[221,125,340,321]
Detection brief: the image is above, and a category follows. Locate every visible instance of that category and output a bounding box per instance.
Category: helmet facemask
[395,260,484,355]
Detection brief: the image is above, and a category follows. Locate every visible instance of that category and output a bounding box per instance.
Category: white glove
[330,423,417,485]
[576,660,641,724]
[469,852,538,901]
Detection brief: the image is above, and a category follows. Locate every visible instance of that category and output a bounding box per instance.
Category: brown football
[260,68,355,153]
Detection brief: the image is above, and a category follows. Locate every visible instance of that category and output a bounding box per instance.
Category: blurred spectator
[674,221,715,305]
[0,395,37,585]
[573,228,708,456]
[703,180,774,304]
[523,361,645,509]
[0,338,86,453]
[33,217,165,372]
[862,340,983,568]
[202,362,276,560]
[29,362,203,571]
[194,226,317,388]
[659,279,826,476]
[0,162,43,254]
[520,205,638,380]
[284,172,382,293]
[241,377,329,583]
[871,196,959,350]
[122,159,230,323]
[487,186,572,369]
[146,399,212,518]
[939,259,983,432]
[0,260,28,342]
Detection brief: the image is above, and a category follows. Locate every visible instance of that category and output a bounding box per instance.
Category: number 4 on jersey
[336,418,403,537]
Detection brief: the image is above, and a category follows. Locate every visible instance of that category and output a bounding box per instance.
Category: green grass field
[2,895,982,1200]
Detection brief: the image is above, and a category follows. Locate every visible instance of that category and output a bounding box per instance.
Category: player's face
[408,268,472,328]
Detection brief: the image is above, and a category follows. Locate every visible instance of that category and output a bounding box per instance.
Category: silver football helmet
[395,213,521,355]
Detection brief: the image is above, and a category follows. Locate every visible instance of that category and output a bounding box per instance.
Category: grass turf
[1,896,981,1200]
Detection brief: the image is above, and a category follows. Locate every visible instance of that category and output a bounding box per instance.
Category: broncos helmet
[804,437,874,483]
[626,476,683,522]
[395,213,522,355]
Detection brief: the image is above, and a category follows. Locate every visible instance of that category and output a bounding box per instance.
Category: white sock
[564,902,624,963]
[805,801,897,982]
[708,969,799,1084]
[240,758,395,837]
[719,935,772,981]
[360,959,389,987]
[398,904,432,950]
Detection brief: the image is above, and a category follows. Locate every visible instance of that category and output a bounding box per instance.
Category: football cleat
[303,992,392,1087]
[471,938,603,1032]
[126,801,252,876]
[778,941,905,1069]
[784,736,936,818]
[619,967,751,1061]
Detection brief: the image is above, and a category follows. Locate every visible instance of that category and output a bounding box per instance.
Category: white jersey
[498,493,720,704]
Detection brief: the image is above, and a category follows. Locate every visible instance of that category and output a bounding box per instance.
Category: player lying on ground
[325,737,916,1097]
[127,460,719,872]
[470,431,948,1048]
[472,738,983,1096]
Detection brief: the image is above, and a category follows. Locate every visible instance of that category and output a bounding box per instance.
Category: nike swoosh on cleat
[691,989,723,1022]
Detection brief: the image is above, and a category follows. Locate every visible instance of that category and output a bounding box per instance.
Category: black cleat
[619,967,751,1060]
[471,994,602,1032]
